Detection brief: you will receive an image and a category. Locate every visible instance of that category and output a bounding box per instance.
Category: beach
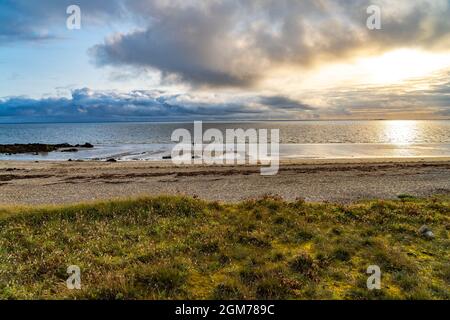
[1,158,450,205]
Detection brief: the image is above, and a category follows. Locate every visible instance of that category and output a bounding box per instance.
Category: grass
[0,195,449,300]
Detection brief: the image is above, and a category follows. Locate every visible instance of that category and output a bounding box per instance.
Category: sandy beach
[1,158,450,205]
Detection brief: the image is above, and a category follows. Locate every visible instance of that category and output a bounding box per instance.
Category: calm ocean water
[0,120,450,160]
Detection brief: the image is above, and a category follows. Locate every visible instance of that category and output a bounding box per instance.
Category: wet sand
[0,158,450,205]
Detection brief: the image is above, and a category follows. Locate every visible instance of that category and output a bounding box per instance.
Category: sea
[0,120,450,161]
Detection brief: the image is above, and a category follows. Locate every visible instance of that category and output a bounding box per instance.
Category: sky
[1,0,450,122]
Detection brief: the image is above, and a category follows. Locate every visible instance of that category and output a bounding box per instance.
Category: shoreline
[1,157,450,206]
[1,142,450,162]
[2,155,450,164]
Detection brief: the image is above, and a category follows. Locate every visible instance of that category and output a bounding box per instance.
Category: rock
[162,155,172,160]
[0,143,94,154]
[418,225,434,239]
[424,231,435,239]
[76,143,94,148]
[106,158,117,162]
[60,148,78,153]
[418,225,431,234]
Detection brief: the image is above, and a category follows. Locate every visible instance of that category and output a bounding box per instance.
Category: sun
[356,49,450,85]
[267,48,450,93]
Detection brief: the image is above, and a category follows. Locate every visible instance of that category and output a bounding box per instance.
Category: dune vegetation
[0,194,448,300]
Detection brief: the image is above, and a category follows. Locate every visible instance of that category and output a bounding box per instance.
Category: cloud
[4,1,450,87]
[0,88,316,122]
[258,96,315,111]
[89,0,450,87]
[2,0,450,121]
[0,0,124,43]
[310,70,450,118]
[2,73,449,122]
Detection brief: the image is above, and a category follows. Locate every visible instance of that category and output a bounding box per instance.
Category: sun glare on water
[383,120,419,145]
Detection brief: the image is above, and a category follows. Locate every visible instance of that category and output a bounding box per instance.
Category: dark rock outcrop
[0,143,94,154]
